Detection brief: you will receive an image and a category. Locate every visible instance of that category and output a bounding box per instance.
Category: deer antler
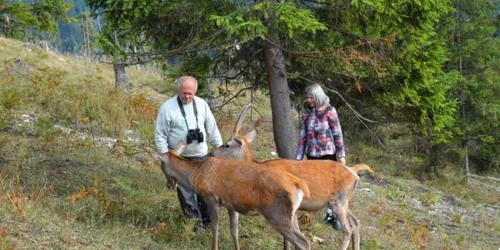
[233,103,253,136]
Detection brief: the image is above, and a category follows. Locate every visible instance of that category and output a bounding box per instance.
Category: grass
[1,37,499,250]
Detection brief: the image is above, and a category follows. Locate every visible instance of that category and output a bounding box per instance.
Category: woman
[296,84,346,230]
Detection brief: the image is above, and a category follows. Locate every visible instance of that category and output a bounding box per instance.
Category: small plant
[6,191,25,216]
[420,191,440,208]
[0,226,15,250]
[450,211,466,225]
[493,216,500,232]
[66,175,116,220]
[134,121,155,147]
[0,86,22,110]
[378,214,393,228]
[147,215,197,245]
[129,94,157,123]
[385,185,402,201]
[394,179,411,192]
[34,116,59,150]
[405,219,429,249]
[0,108,9,131]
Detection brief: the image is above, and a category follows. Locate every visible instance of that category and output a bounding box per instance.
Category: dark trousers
[177,154,210,226]
[306,154,338,161]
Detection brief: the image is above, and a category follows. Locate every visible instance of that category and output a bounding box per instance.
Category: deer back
[263,159,358,201]
[191,157,309,214]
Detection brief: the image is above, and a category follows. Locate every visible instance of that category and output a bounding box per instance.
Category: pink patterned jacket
[296,104,345,160]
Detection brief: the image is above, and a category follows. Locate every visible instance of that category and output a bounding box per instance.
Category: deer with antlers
[213,104,373,250]
[150,143,311,250]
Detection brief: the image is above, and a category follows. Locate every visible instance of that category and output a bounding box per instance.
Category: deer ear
[245,130,257,143]
[234,137,243,146]
[149,151,161,160]
[149,151,167,161]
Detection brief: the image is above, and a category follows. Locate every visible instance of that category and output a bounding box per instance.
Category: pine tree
[0,0,73,40]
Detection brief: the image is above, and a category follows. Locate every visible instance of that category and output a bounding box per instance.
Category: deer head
[150,143,186,189]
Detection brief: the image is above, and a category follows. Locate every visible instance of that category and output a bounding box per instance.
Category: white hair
[175,76,198,92]
[305,84,330,108]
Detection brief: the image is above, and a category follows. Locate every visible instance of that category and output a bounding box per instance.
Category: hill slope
[0,37,499,250]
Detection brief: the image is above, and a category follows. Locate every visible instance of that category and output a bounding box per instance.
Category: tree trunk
[80,14,91,61]
[113,61,129,93]
[205,75,213,108]
[455,3,470,186]
[264,31,297,159]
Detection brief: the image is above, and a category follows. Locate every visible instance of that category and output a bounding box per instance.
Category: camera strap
[177,96,200,131]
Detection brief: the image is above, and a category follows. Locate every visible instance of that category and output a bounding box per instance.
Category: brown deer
[150,143,311,250]
[213,104,373,250]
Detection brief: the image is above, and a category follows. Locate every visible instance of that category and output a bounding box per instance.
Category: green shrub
[0,86,23,110]
[420,191,440,208]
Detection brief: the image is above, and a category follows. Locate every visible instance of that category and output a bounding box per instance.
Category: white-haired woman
[296,84,346,230]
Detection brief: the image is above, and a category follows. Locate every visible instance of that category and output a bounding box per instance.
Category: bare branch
[213,86,254,110]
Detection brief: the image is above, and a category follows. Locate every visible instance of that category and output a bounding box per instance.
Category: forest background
[0,0,499,249]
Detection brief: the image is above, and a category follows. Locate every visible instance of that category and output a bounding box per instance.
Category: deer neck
[167,153,200,187]
[242,144,256,162]
[243,151,256,162]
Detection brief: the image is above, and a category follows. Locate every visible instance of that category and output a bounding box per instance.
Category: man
[154,76,223,229]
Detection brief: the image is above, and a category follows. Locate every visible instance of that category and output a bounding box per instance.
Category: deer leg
[206,200,220,250]
[275,221,309,250]
[283,238,290,250]
[283,212,306,250]
[331,200,352,250]
[292,213,307,250]
[262,207,310,250]
[283,218,293,250]
[347,210,360,250]
[227,208,240,250]
[282,213,303,250]
[283,240,290,250]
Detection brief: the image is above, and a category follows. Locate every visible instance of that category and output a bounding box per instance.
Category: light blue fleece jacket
[154,95,223,157]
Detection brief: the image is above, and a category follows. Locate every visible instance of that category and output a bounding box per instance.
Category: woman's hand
[338,157,346,165]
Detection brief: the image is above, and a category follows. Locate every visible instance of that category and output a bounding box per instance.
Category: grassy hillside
[0,37,499,250]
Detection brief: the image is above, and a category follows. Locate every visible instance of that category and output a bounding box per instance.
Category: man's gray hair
[306,84,330,108]
[175,76,198,92]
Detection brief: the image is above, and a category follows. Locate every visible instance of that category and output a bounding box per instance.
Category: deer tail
[293,177,310,198]
[350,164,373,174]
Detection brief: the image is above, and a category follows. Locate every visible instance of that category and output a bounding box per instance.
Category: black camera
[187,128,204,144]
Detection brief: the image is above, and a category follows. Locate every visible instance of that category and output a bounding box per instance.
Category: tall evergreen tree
[444,0,500,174]
[0,0,72,40]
